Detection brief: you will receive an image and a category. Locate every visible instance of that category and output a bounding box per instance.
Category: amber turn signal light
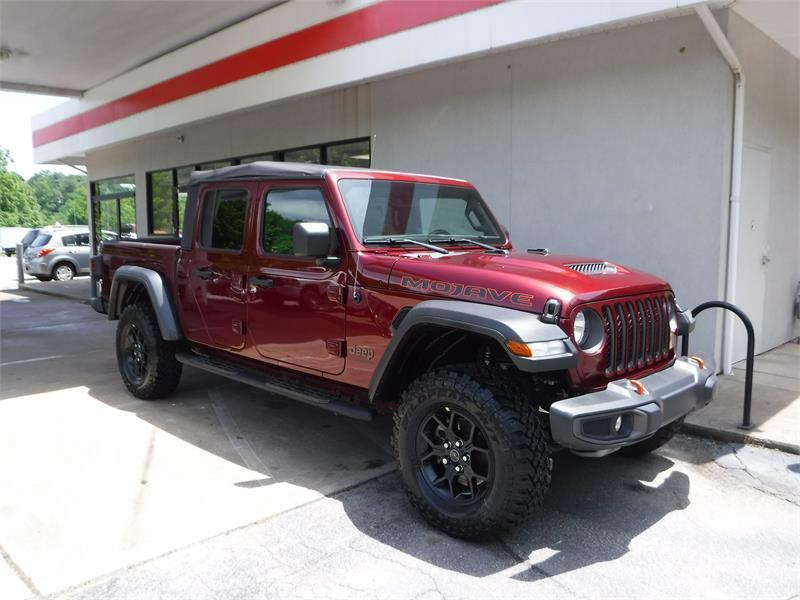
[505,340,532,358]
[628,379,646,396]
[688,356,706,369]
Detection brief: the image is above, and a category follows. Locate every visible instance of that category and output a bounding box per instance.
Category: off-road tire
[34,275,52,282]
[116,302,182,399]
[393,365,551,540]
[618,417,684,456]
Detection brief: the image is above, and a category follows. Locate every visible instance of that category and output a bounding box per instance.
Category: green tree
[0,148,45,227]
[28,170,87,220]
[54,190,89,225]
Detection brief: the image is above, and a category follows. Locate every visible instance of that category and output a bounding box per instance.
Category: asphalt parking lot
[1,255,799,600]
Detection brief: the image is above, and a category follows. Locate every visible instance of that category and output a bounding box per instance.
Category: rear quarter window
[31,234,52,247]
[21,229,40,246]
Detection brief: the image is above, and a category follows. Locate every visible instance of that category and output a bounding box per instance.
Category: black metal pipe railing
[681,300,755,430]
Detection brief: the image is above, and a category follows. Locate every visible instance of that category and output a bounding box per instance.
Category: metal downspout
[695,3,745,375]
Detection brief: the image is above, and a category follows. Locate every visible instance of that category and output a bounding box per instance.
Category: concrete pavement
[1,257,799,599]
[686,342,800,454]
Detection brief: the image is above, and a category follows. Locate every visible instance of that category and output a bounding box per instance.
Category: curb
[682,421,800,455]
[18,283,90,304]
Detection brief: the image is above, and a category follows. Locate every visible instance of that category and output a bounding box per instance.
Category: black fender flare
[368,300,577,401]
[108,265,182,340]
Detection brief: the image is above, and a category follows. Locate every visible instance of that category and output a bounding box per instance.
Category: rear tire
[393,366,551,540]
[52,262,76,281]
[618,417,684,457]
[116,303,182,399]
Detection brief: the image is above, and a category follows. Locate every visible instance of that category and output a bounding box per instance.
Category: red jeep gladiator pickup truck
[92,161,716,539]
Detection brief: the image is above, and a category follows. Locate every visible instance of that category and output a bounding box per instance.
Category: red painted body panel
[99,166,678,398]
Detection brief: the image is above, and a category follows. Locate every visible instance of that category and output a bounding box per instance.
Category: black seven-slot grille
[599,293,674,376]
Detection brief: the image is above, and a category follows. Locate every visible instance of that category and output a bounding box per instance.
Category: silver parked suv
[23,227,91,282]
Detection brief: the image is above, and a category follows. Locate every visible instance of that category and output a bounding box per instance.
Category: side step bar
[176,352,374,421]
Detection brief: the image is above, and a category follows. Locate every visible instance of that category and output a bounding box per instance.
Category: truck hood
[386,250,670,315]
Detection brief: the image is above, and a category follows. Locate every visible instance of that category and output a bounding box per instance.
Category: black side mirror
[293,222,331,258]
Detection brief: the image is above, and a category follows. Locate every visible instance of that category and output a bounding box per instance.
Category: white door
[733,145,771,362]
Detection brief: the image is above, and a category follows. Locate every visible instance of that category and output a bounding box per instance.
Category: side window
[200,189,248,251]
[262,188,332,255]
[76,233,90,246]
[61,235,76,246]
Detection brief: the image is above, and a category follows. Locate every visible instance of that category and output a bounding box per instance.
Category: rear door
[246,183,347,374]
[182,184,253,350]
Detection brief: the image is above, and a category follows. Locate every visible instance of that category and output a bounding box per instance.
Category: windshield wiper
[428,237,506,254]
[363,237,449,254]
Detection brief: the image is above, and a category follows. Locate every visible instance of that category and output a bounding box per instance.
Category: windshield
[338,179,503,244]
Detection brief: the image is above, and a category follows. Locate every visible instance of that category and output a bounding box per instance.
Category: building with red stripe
[7,0,799,366]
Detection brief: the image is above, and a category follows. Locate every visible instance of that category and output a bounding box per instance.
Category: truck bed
[99,239,181,303]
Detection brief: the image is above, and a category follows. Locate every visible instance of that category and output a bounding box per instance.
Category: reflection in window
[150,170,175,235]
[239,153,276,164]
[200,189,248,251]
[120,198,136,238]
[284,147,321,164]
[95,175,135,196]
[198,160,233,171]
[262,188,330,254]
[327,140,370,168]
[94,199,120,246]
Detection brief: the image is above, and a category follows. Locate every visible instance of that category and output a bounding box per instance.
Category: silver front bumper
[549,357,717,453]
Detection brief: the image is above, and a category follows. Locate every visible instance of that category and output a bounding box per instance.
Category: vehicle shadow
[338,450,690,579]
[1,288,691,580]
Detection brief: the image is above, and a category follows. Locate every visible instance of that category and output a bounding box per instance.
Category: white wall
[726,10,800,352]
[87,12,736,358]
[372,13,734,358]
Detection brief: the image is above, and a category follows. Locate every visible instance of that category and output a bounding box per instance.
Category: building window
[198,160,234,171]
[148,169,177,236]
[284,146,321,164]
[326,139,370,168]
[239,152,276,164]
[90,175,136,251]
[146,137,370,236]
[95,175,135,196]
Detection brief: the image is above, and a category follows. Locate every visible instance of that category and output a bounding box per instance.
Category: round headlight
[572,309,605,353]
[573,310,588,345]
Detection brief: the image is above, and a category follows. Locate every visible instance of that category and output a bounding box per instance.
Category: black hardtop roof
[188,161,363,186]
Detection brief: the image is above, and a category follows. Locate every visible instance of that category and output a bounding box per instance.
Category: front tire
[116,303,182,399]
[393,366,551,540]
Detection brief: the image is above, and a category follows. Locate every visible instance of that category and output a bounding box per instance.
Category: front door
[734,145,772,362]
[247,184,346,374]
[183,185,252,350]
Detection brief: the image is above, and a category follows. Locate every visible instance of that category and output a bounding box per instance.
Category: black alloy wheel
[120,321,148,386]
[416,404,493,508]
